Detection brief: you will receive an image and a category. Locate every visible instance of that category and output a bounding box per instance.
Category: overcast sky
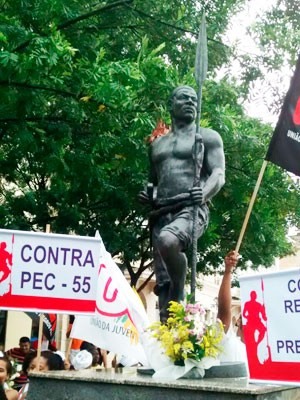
[223,0,292,125]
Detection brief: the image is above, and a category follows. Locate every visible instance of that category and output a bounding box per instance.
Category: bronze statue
[139,85,225,321]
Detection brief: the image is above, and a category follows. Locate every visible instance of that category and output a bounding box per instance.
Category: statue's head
[168,85,197,123]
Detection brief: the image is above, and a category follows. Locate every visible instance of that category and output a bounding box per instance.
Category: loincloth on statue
[153,204,209,250]
[151,202,209,294]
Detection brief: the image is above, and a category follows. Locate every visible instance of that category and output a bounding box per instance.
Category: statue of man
[139,85,225,321]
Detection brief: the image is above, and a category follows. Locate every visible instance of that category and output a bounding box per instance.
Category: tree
[196,79,300,273]
[0,0,299,288]
[228,1,300,115]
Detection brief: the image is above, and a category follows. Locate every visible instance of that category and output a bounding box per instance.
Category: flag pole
[235,160,268,253]
[35,224,51,370]
[65,336,73,367]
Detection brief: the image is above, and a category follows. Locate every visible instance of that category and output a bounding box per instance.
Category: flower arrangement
[149,300,224,366]
[6,359,20,389]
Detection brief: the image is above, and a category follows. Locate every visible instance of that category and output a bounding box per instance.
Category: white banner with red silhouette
[0,229,101,313]
[239,268,300,384]
[70,237,149,365]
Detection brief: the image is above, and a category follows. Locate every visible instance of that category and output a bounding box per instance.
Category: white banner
[239,268,300,383]
[71,236,149,365]
[0,229,101,313]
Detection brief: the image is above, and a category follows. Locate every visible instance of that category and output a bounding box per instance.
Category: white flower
[16,364,23,372]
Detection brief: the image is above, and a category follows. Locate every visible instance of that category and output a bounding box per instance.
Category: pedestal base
[26,369,300,400]
[137,362,247,379]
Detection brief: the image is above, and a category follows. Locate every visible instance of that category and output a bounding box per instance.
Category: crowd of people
[0,336,108,400]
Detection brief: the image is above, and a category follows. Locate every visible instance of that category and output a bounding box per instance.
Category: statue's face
[171,87,197,123]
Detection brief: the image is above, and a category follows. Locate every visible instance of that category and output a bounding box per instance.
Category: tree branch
[124,258,136,285]
[128,6,229,48]
[0,116,75,123]
[137,270,154,293]
[0,80,76,98]
[13,0,134,52]
[0,80,115,110]
[58,0,134,30]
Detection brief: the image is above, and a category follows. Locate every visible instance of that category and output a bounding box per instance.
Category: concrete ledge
[26,369,300,400]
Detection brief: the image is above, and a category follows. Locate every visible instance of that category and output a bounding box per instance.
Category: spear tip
[194,13,208,86]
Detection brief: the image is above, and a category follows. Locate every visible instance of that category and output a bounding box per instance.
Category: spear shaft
[194,14,208,131]
[190,14,208,302]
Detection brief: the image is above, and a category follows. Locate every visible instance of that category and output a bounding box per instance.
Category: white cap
[72,350,93,370]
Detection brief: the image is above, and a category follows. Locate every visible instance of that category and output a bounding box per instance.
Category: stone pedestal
[26,369,300,400]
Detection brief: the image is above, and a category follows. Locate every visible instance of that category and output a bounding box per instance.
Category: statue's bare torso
[151,125,222,201]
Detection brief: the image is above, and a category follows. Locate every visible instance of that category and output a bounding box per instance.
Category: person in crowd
[217,250,247,363]
[114,354,140,368]
[71,350,93,371]
[0,357,18,400]
[27,351,64,372]
[5,338,34,391]
[5,338,33,365]
[18,351,64,400]
[79,342,107,369]
[66,315,83,365]
[0,384,9,400]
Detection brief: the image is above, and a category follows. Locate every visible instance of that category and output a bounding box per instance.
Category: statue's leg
[156,230,187,304]
[152,222,171,322]
[152,206,209,320]
[157,206,210,306]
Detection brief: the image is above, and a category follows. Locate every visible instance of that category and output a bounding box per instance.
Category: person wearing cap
[79,342,107,369]
[72,350,93,371]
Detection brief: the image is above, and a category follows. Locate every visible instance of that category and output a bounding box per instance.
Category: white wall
[5,311,32,351]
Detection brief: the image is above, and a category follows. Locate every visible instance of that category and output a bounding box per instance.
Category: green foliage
[0,0,299,286]
[195,79,300,272]
[235,1,300,112]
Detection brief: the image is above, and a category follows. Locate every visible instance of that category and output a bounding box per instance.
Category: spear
[190,14,208,302]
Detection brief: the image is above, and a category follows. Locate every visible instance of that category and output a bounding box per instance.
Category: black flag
[266,54,300,176]
[26,312,57,340]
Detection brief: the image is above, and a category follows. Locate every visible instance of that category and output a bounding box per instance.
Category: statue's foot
[159,308,169,323]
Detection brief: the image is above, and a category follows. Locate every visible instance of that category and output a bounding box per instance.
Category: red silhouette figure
[0,241,12,284]
[243,290,267,346]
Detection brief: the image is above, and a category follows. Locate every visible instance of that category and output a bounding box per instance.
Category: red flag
[265,54,300,176]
